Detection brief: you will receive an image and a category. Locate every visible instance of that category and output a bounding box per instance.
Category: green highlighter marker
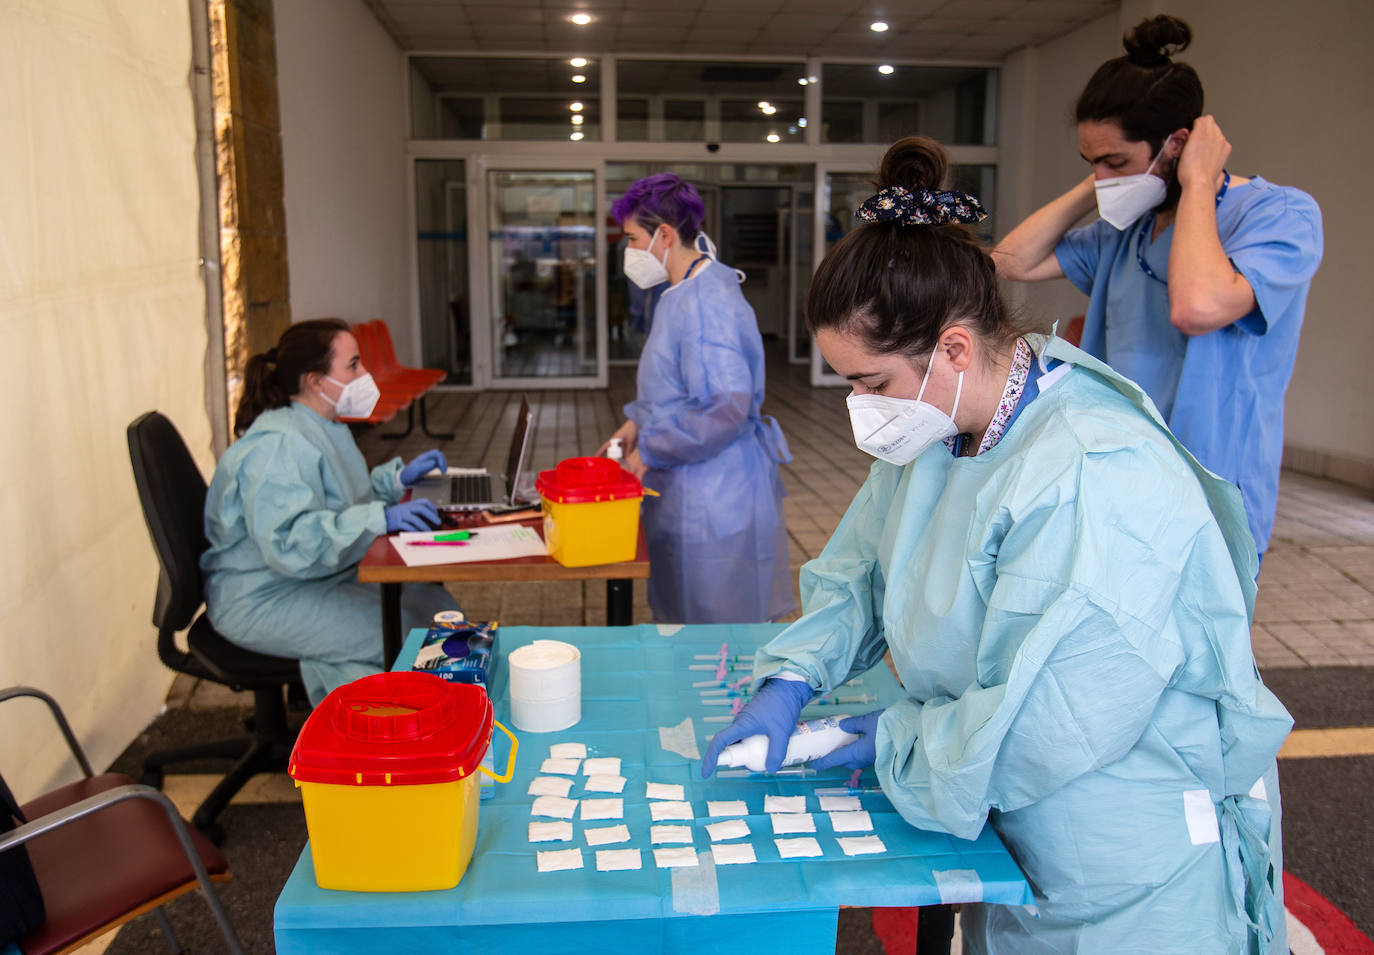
[434,531,476,542]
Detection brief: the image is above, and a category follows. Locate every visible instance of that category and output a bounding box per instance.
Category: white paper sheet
[770,812,816,834]
[646,782,685,801]
[711,843,757,866]
[537,848,584,872]
[818,795,861,812]
[764,795,806,814]
[828,810,873,833]
[539,758,581,776]
[650,800,694,821]
[527,776,574,797]
[774,837,823,859]
[705,819,750,842]
[580,798,624,820]
[653,847,699,868]
[583,757,621,776]
[584,824,631,846]
[596,849,643,871]
[528,821,573,843]
[650,824,693,845]
[837,835,887,856]
[585,774,627,794]
[706,800,748,818]
[395,523,548,567]
[530,795,577,819]
[549,742,587,759]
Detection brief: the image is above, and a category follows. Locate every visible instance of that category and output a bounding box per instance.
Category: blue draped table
[274,623,1032,953]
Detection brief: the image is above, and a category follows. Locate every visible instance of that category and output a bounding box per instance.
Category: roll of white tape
[509,640,582,732]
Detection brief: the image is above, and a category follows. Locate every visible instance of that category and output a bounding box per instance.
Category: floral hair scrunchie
[855,185,987,226]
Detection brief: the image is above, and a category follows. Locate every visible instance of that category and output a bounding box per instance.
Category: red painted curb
[1283,871,1374,954]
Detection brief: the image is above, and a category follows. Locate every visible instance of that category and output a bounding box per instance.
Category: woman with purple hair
[599,173,795,624]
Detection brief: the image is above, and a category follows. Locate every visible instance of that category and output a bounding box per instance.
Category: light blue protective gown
[626,257,795,624]
[755,336,1292,954]
[201,403,459,704]
[1056,177,1323,554]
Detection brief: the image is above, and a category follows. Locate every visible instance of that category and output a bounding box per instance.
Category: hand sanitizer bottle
[606,437,624,462]
[713,715,859,772]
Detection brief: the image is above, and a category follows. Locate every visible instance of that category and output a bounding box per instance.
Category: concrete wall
[1001,0,1373,485]
[0,1,207,799]
[275,0,412,356]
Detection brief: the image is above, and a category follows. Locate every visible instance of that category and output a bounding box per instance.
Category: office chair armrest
[0,783,244,955]
[0,686,93,777]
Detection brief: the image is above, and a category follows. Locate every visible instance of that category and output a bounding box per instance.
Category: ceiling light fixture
[767,132,781,143]
[570,57,588,67]
[570,131,585,141]
[797,78,808,86]
[798,117,808,128]
[878,64,894,75]
[570,102,583,111]
[571,114,584,125]
[570,13,592,25]
[571,74,587,83]
[761,105,777,115]
[870,20,889,32]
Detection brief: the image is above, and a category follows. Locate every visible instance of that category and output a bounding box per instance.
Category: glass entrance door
[487,168,603,385]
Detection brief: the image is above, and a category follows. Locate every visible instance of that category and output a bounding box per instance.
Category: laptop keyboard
[451,473,494,505]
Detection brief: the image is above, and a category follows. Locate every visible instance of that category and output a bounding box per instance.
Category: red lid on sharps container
[536,456,644,504]
[289,671,493,787]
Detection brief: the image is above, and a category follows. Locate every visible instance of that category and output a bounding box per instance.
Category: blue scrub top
[1056,176,1323,553]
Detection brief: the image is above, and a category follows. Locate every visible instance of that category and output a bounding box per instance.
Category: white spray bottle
[713,715,858,773]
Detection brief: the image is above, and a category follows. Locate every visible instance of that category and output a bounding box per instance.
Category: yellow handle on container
[642,487,660,497]
[480,718,519,783]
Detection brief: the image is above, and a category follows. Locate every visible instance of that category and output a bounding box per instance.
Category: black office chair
[127,411,302,843]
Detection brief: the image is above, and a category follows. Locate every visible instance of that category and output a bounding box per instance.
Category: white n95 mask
[623,231,670,289]
[846,348,963,466]
[322,372,381,419]
[1094,139,1171,230]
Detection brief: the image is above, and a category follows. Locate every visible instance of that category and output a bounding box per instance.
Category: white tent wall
[1002,1,1374,486]
[0,1,208,799]
[276,0,410,356]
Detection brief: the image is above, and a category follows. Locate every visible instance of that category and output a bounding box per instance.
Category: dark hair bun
[876,136,948,193]
[1123,14,1191,67]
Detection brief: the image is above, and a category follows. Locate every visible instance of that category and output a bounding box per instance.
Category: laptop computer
[410,397,534,511]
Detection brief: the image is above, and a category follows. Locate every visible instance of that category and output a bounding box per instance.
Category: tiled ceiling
[364,0,1118,60]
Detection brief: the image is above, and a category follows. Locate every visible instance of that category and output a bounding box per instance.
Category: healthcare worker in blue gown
[994,14,1323,562]
[202,318,460,705]
[703,137,1293,954]
[600,173,794,624]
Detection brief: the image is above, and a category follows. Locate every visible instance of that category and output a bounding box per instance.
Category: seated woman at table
[201,318,460,705]
[600,173,794,625]
[702,138,1292,953]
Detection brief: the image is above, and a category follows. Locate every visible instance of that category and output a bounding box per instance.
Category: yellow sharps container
[288,671,517,891]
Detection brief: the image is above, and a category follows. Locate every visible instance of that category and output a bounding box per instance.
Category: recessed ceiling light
[571,74,587,83]
[797,78,808,86]
[570,57,588,67]
[766,132,781,143]
[570,102,583,111]
[878,64,894,75]
[570,13,592,25]
[570,131,585,141]
[870,20,889,32]
[798,117,808,128]
[761,105,777,115]
[757,101,771,109]
[571,114,584,125]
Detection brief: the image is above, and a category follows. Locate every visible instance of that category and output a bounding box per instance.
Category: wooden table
[356,519,650,667]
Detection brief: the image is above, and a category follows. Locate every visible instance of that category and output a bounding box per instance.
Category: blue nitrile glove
[399,450,447,487]
[809,709,884,771]
[701,677,814,778]
[385,499,441,532]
